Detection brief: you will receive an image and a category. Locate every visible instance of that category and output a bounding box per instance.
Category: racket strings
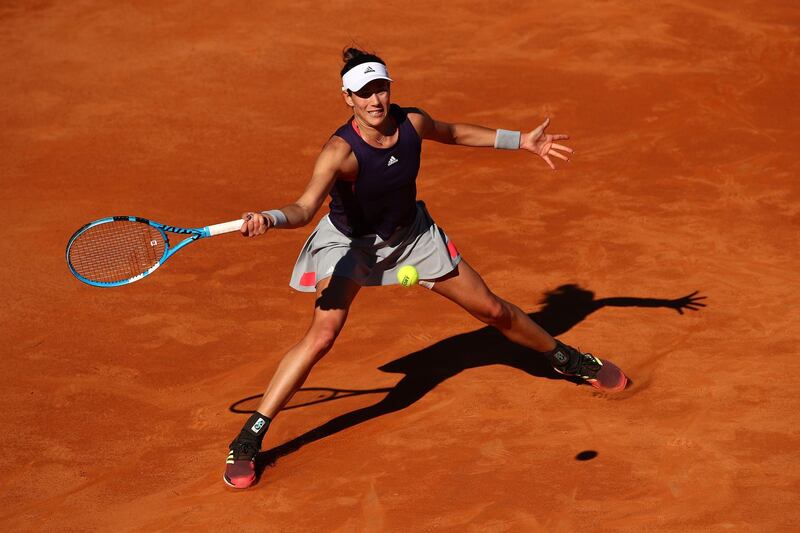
[69,221,166,283]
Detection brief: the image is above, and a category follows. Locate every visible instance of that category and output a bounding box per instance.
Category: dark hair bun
[342,47,367,64]
[340,47,386,77]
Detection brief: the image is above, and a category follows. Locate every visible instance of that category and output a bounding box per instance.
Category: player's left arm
[407,107,573,170]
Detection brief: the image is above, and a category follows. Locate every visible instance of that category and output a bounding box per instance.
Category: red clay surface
[3,1,799,531]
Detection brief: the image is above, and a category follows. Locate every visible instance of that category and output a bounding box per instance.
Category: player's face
[344,79,391,127]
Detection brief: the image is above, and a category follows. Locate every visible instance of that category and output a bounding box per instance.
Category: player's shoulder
[324,134,353,154]
[317,134,355,170]
[395,105,431,137]
[397,105,428,118]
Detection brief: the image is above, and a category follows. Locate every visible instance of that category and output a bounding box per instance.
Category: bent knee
[477,298,512,328]
[311,330,337,355]
[307,325,340,356]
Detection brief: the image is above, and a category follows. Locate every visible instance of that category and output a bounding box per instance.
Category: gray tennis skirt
[289,201,461,292]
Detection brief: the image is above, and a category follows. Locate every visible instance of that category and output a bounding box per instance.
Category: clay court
[3,1,799,531]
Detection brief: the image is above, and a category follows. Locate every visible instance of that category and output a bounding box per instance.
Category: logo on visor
[364,66,375,73]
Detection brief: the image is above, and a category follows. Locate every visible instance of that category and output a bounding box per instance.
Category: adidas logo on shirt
[387,155,399,167]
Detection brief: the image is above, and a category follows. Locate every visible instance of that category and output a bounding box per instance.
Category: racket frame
[66,216,243,287]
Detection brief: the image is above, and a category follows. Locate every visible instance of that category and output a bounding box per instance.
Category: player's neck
[352,115,397,146]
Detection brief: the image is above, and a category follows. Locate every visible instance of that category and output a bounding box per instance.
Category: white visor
[341,61,393,92]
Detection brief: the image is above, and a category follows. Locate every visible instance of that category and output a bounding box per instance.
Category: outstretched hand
[519,118,573,170]
[665,291,707,315]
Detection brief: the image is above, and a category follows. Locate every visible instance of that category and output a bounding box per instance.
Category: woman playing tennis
[224,47,627,489]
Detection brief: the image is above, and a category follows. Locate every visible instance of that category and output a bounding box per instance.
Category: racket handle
[205,219,245,237]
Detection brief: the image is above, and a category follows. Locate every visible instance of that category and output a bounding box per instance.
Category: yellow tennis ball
[397,265,419,287]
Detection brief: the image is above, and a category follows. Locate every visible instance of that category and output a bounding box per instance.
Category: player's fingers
[256,214,268,235]
[548,149,569,161]
[248,215,259,237]
[550,143,574,153]
[239,213,251,235]
[543,154,556,170]
[552,134,570,141]
[530,117,550,141]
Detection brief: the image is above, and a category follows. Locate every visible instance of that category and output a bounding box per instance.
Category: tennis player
[224,48,627,489]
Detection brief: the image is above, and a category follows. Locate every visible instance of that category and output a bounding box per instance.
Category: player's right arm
[241,136,355,236]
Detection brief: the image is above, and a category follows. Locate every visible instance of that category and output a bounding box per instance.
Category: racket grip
[205,219,245,236]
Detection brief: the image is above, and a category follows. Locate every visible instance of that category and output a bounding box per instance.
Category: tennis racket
[66,216,245,287]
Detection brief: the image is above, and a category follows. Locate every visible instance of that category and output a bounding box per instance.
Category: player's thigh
[307,275,361,341]
[431,260,504,320]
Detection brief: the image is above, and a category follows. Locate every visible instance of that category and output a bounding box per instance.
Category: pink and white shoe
[223,439,258,489]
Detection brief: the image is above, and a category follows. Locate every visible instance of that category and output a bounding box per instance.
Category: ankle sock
[543,341,571,368]
[233,412,271,449]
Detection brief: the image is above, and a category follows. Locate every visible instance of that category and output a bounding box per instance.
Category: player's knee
[309,326,339,356]
[479,298,511,328]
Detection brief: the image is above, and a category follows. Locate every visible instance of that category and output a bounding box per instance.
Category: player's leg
[431,260,556,352]
[254,275,361,419]
[224,275,361,489]
[431,260,626,390]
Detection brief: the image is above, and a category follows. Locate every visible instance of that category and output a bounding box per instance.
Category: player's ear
[342,89,355,108]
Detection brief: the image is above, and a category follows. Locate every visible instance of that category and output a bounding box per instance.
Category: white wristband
[494,129,521,150]
[261,209,288,228]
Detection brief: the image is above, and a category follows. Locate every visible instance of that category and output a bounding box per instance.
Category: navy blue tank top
[328,104,421,239]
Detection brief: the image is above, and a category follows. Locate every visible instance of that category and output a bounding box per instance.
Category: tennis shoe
[223,438,259,489]
[551,342,628,392]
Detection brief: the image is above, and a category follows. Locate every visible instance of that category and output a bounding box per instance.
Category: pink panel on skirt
[447,241,458,259]
[299,272,317,287]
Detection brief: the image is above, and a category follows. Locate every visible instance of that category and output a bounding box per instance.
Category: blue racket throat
[66,216,243,288]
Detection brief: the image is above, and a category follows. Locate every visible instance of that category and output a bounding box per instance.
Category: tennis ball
[397,265,419,287]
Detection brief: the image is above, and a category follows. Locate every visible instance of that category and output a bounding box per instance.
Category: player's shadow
[236,284,705,474]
